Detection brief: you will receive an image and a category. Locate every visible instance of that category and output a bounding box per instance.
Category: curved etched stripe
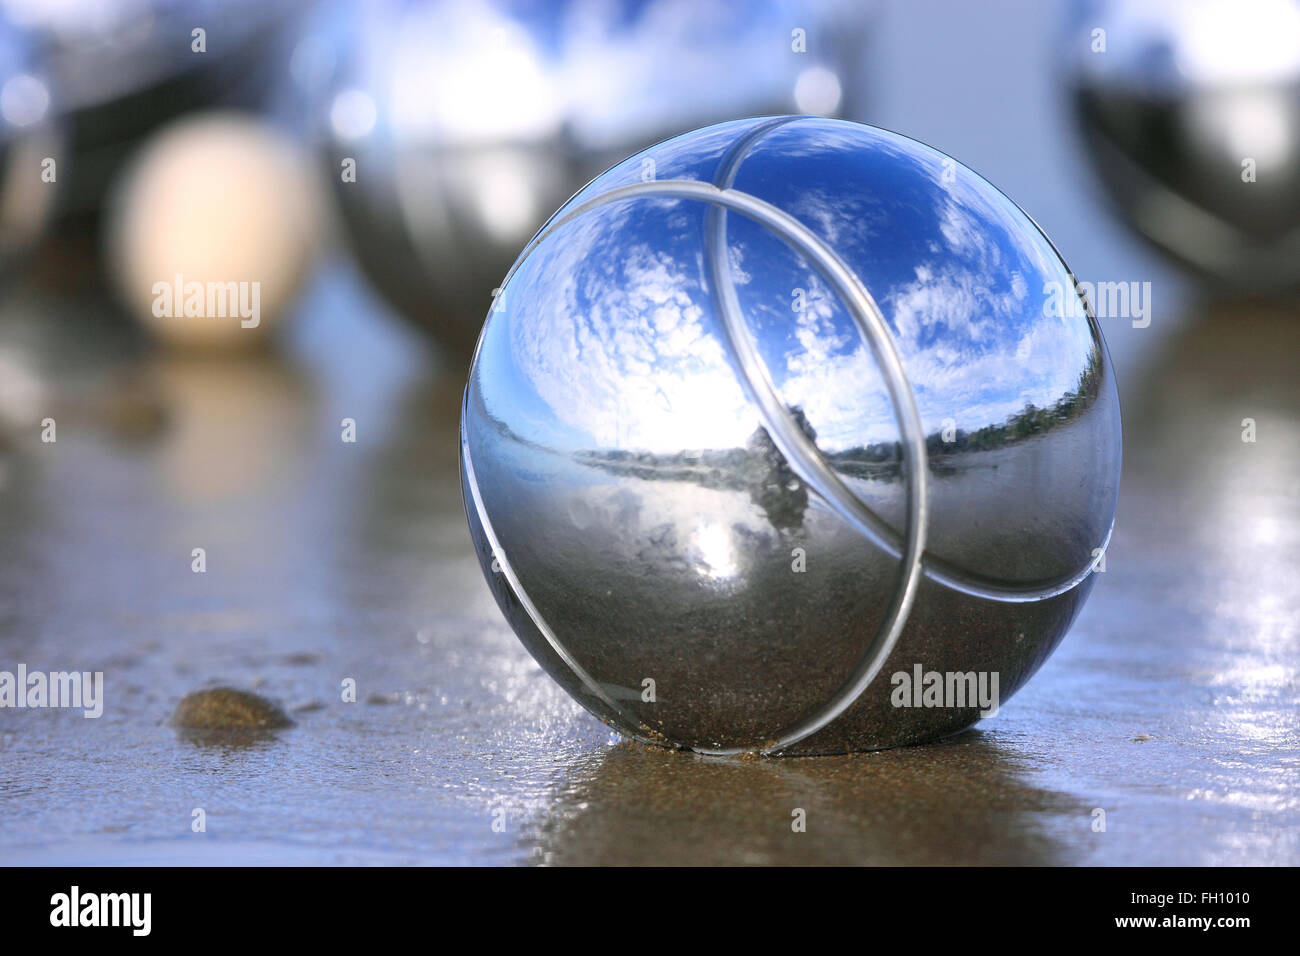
[480,176,1104,754]
[703,117,928,752]
[707,124,1109,603]
[921,521,1113,601]
[508,179,928,754]
[459,406,668,750]
[712,115,806,187]
[703,210,928,753]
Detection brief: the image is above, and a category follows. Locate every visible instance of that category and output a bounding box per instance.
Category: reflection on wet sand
[152,352,316,504]
[526,732,1087,866]
[1117,297,1299,757]
[4,262,1294,864]
[175,727,288,752]
[348,370,472,596]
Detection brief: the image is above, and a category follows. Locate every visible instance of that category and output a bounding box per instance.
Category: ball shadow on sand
[523,731,1091,866]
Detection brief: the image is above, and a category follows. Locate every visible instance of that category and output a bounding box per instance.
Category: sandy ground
[0,259,1296,866]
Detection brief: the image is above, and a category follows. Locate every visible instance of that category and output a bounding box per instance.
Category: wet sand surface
[1,262,1296,866]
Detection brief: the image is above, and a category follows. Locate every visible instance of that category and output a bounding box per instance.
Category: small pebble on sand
[172,687,293,730]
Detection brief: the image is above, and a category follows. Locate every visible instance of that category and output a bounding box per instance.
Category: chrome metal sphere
[461,117,1122,755]
[318,0,869,352]
[1069,0,1300,292]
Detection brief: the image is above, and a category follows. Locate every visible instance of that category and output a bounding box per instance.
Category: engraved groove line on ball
[459,407,668,750]
[711,119,1110,603]
[494,176,930,755]
[472,135,1111,753]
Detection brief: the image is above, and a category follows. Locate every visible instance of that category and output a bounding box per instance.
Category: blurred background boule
[104,111,323,350]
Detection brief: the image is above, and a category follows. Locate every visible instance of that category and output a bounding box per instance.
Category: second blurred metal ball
[1069,0,1300,294]
[313,0,871,352]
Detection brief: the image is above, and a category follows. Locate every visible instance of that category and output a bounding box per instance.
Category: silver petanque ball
[319,0,869,352]
[1069,0,1300,293]
[461,117,1122,756]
